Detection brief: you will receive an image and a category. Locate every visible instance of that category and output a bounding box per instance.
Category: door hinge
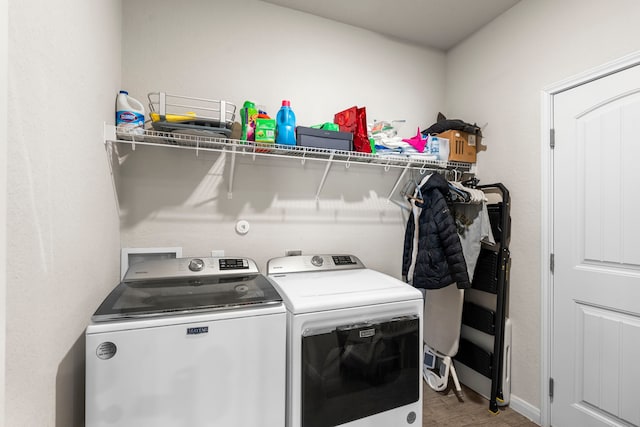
[550,128,555,149]
[550,253,555,273]
[549,377,554,400]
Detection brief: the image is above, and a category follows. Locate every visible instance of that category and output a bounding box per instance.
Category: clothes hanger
[450,178,488,204]
[446,169,462,182]
[407,174,424,204]
[399,170,426,205]
[462,176,479,188]
[447,184,471,203]
[395,171,423,209]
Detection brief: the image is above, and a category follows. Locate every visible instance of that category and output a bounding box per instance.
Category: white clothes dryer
[86,257,286,427]
[267,254,424,427]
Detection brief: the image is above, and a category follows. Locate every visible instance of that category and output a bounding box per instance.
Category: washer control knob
[189,258,205,272]
[311,255,324,267]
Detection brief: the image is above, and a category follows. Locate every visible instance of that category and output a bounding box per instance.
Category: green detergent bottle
[240,101,258,141]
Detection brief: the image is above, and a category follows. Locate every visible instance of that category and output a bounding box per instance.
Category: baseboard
[508,394,541,425]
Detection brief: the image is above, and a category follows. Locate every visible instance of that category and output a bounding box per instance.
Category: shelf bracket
[228,145,237,199]
[103,139,122,216]
[315,152,335,200]
[103,122,116,145]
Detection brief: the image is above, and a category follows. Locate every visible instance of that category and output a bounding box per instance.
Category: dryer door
[301,315,419,427]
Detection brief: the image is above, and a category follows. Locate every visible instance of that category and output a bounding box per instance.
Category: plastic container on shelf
[427,135,450,161]
[116,90,145,135]
[275,100,296,145]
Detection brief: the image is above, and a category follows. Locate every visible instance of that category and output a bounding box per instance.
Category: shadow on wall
[110,142,402,228]
[110,143,215,228]
[56,333,86,427]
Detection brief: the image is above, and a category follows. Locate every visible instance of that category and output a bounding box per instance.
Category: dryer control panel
[266,254,365,275]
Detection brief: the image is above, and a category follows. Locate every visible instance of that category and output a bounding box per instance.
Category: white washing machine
[85,257,286,427]
[267,254,424,427]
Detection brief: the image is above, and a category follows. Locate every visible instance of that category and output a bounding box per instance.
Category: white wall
[1,0,7,423]
[119,0,446,275]
[445,0,640,413]
[6,1,122,425]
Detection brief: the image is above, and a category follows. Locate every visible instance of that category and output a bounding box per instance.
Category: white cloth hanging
[451,199,495,279]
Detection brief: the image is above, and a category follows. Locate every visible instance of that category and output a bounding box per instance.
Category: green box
[255,118,276,143]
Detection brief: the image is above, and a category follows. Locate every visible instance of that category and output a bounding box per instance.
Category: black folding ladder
[454,183,511,414]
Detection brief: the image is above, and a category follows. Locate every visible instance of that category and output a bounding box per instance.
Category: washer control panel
[219,258,250,270]
[332,255,357,266]
[124,256,258,281]
[266,254,365,275]
[189,258,205,271]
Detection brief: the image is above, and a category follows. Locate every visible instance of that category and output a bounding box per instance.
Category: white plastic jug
[427,135,450,161]
[116,90,145,135]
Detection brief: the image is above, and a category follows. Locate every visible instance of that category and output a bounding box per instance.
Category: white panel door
[553,64,640,427]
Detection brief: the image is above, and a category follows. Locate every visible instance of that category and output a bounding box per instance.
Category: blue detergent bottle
[276,100,296,145]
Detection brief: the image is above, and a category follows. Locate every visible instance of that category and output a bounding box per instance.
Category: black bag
[422,112,483,137]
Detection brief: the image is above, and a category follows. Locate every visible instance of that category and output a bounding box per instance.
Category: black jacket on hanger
[402,173,470,289]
